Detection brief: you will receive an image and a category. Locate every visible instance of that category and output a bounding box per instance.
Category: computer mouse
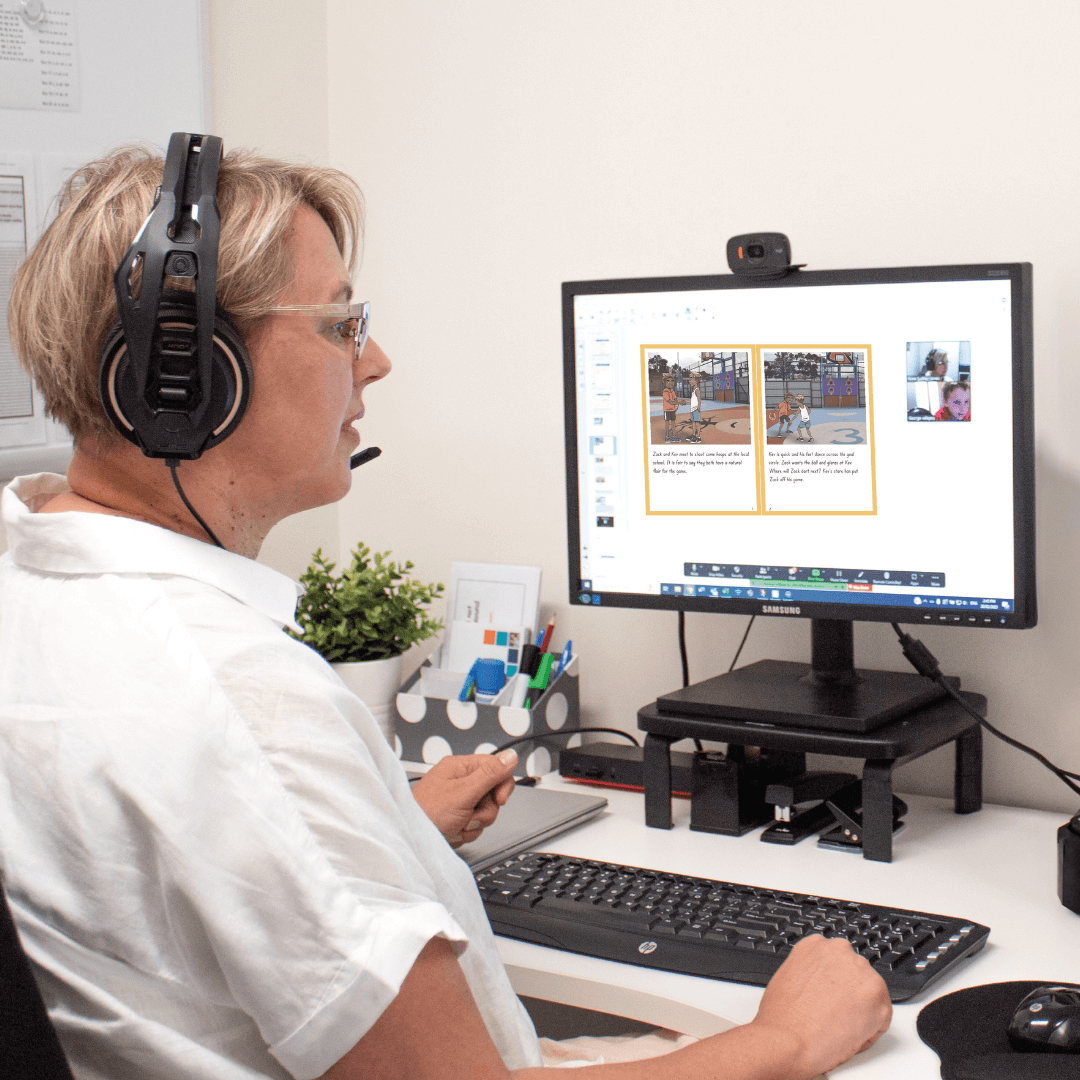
[1007,986,1080,1053]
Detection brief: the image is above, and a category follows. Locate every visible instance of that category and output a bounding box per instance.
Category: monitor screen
[563,263,1035,630]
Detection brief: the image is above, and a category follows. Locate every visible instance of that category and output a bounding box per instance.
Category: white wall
[208,0,340,579]
[305,0,1080,814]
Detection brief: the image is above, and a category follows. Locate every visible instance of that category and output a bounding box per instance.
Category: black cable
[166,460,224,549]
[678,611,704,752]
[678,610,690,687]
[729,615,755,672]
[890,623,1080,800]
[493,727,640,757]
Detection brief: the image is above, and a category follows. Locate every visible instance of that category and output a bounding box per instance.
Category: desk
[496,775,1079,1077]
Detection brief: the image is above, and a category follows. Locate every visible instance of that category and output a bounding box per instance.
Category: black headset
[100,132,252,461]
[98,132,379,546]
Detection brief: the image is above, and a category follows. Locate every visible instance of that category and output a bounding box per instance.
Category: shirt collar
[3,474,302,631]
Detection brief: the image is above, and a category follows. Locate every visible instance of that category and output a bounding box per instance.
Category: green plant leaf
[286,544,444,663]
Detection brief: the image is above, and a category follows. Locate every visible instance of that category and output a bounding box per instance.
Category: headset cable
[165,458,224,549]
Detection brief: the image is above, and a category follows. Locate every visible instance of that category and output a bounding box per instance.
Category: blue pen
[555,639,572,678]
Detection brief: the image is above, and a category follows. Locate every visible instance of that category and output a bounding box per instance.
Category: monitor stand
[655,618,955,734]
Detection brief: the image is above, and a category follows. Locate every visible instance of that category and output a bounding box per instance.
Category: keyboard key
[653,918,683,936]
[511,891,544,908]
[874,949,913,972]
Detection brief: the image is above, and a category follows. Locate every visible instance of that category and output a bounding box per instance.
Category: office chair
[0,885,74,1079]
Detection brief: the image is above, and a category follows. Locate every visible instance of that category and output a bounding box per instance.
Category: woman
[2,142,890,1080]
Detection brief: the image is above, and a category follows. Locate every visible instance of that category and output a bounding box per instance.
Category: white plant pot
[332,653,403,744]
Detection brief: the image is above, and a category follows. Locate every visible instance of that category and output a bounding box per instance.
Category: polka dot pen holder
[394,653,580,778]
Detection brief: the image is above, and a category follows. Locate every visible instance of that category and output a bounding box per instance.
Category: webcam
[726,233,803,278]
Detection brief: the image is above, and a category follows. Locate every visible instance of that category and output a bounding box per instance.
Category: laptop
[457,784,608,870]
[405,771,607,871]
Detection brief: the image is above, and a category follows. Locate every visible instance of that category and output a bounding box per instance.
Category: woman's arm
[321,934,891,1080]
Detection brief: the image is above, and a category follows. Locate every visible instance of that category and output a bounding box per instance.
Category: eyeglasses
[267,300,370,360]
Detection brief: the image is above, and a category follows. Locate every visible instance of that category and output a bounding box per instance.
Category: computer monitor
[563,262,1035,731]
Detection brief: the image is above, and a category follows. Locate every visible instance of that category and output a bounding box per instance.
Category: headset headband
[111,132,224,457]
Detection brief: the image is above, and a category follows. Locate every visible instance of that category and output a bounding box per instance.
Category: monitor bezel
[562,262,1036,630]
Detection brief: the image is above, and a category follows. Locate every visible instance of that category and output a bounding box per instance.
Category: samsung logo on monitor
[762,604,801,615]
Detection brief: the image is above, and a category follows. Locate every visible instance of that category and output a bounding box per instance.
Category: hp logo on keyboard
[638,941,657,955]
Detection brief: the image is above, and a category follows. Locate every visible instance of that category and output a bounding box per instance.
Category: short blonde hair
[7,145,364,445]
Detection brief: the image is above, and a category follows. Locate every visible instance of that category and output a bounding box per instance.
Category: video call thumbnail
[906,340,971,422]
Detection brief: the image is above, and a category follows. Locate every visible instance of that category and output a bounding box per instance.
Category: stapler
[760,772,860,845]
[818,788,908,852]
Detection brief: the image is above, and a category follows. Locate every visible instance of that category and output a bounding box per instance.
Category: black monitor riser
[656,618,954,734]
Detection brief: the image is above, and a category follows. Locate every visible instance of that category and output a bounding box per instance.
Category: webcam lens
[747,244,765,258]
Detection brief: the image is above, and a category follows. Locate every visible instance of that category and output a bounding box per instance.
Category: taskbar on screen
[574,579,1016,626]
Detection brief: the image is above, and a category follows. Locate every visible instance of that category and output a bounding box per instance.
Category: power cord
[729,615,755,672]
[679,612,756,752]
[891,622,1080,799]
[678,611,703,752]
[493,727,639,758]
[166,459,224,549]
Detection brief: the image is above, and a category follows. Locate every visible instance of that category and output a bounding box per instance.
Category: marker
[524,652,554,709]
[518,643,541,679]
[538,615,556,654]
[508,671,531,708]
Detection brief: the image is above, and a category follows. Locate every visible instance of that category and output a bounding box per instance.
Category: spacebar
[523,899,654,933]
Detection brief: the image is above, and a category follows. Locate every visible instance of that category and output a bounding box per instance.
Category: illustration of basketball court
[648,398,752,444]
[765,406,868,445]
[762,350,869,446]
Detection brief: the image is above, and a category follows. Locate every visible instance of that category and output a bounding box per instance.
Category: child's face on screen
[946,388,969,419]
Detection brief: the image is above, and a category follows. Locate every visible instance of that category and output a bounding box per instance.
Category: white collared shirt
[0,474,540,1079]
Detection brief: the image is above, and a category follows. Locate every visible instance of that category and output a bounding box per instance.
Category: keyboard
[475,852,989,1002]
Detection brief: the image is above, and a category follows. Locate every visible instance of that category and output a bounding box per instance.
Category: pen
[538,615,556,654]
[555,639,572,679]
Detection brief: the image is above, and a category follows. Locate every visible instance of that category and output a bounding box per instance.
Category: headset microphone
[350,447,381,469]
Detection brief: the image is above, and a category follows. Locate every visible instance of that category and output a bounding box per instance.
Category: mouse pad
[918,981,1080,1079]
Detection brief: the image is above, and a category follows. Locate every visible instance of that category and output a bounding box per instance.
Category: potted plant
[289,543,444,742]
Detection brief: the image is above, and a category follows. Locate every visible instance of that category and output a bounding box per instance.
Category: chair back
[0,887,74,1079]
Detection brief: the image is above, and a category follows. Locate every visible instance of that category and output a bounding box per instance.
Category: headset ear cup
[203,307,253,449]
[99,319,134,438]
[98,298,252,454]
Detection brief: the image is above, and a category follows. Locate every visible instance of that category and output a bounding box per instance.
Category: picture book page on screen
[573,278,1013,613]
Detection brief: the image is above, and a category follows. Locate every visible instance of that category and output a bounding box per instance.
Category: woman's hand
[411,750,519,847]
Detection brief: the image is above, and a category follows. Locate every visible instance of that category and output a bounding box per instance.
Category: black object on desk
[760,771,859,844]
[479,849,989,1002]
[654,619,962,735]
[638,691,985,862]
[918,981,1080,1079]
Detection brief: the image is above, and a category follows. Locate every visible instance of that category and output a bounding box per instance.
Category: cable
[678,610,690,687]
[677,613,756,752]
[166,460,224,549]
[890,623,1080,800]
[729,615,755,672]
[493,727,640,757]
[678,611,704,752]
